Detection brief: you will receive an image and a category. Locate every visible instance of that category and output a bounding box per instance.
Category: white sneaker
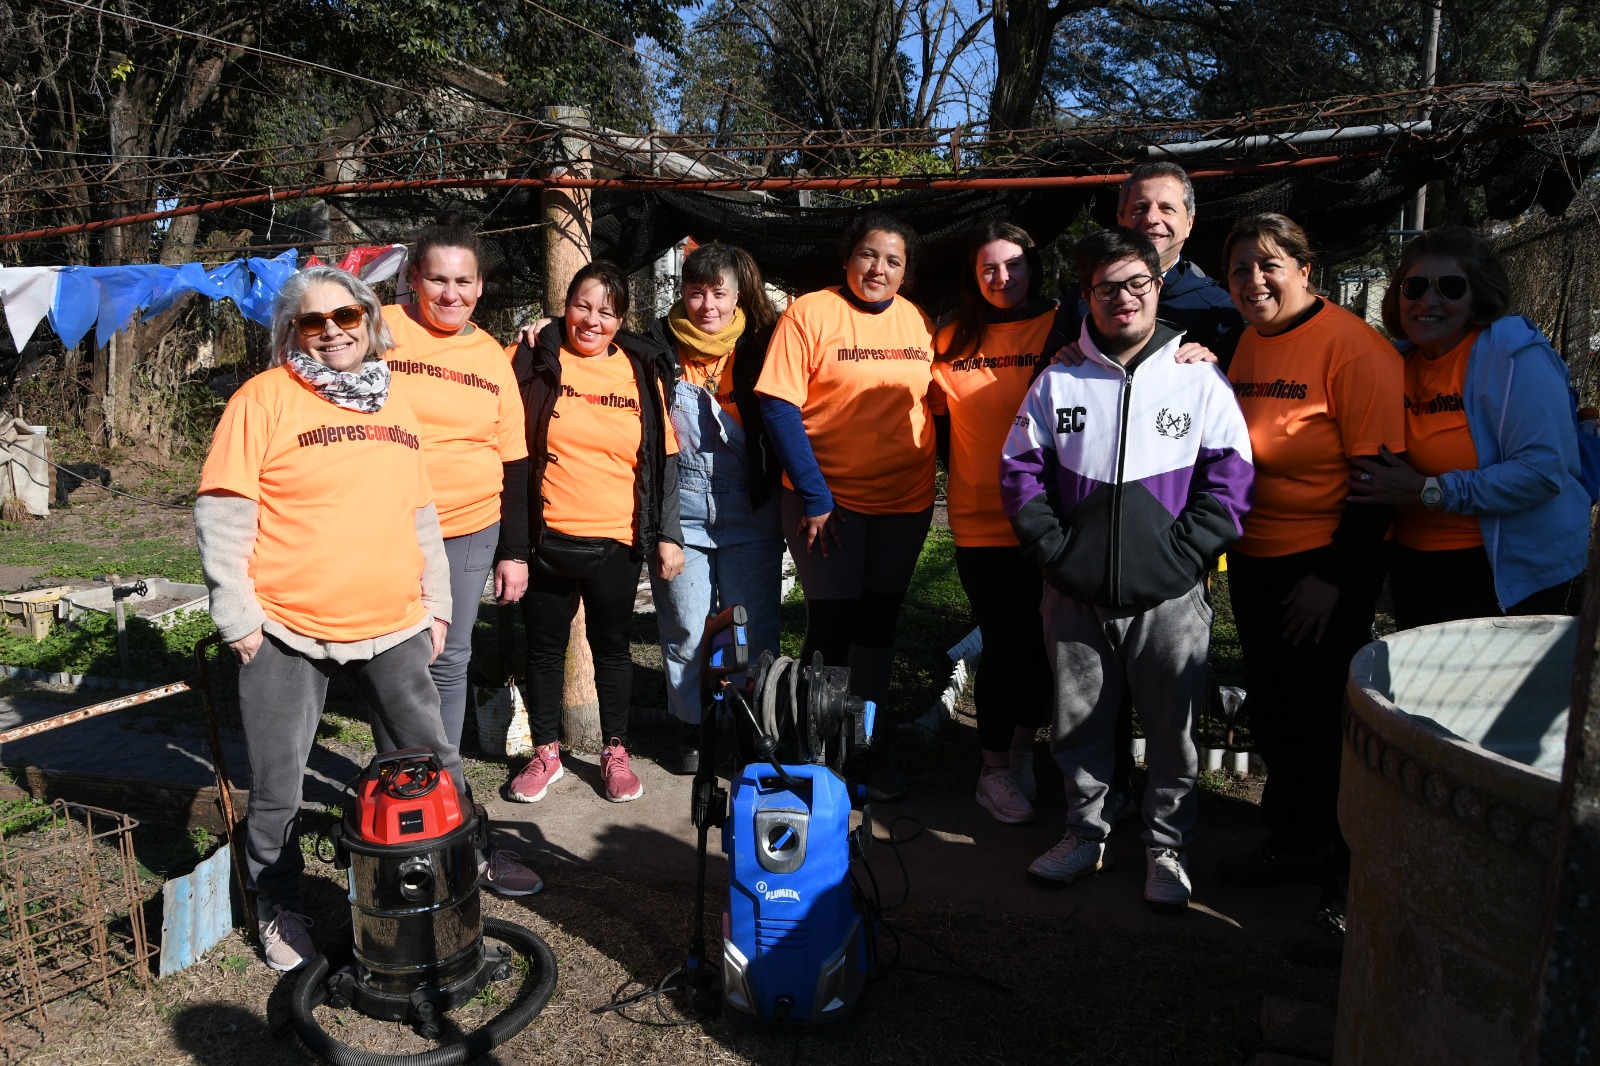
[1027,833,1109,886]
[258,905,315,972]
[1144,846,1191,912]
[976,767,1035,824]
[1009,747,1037,800]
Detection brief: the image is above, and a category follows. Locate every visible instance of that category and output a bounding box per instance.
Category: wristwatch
[1421,476,1443,510]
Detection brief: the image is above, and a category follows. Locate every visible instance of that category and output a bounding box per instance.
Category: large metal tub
[1338,615,1572,1065]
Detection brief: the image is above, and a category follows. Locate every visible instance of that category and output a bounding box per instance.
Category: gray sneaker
[1027,833,1110,886]
[481,847,544,897]
[258,905,315,972]
[1144,846,1191,912]
[976,766,1036,824]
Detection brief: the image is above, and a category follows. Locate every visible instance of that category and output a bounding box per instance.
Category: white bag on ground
[476,681,533,757]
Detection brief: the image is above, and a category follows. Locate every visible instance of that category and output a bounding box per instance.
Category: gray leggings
[240,629,465,913]
[371,520,498,756]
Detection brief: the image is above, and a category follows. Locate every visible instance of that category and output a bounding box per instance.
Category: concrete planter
[1338,616,1571,1065]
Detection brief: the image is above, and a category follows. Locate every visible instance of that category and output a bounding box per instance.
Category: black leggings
[1390,544,1571,630]
[522,540,643,747]
[954,546,1051,752]
[1228,546,1388,852]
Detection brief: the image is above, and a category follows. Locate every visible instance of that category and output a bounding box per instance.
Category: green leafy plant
[0,608,215,682]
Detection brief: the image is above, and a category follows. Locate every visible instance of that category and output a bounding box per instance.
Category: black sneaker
[844,750,906,803]
[1280,906,1346,966]
[1217,843,1325,887]
[663,721,700,776]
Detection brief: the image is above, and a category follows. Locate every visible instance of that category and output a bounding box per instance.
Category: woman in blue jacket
[1348,226,1590,627]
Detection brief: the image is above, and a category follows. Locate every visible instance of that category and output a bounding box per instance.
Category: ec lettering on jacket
[1055,406,1087,434]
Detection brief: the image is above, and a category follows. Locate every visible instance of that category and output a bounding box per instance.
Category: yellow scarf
[668,301,745,363]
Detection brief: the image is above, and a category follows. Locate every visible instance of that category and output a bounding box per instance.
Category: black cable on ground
[591,965,695,1026]
[852,813,1014,994]
[290,917,557,1066]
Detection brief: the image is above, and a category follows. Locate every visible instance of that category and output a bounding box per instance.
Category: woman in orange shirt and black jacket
[501,261,683,806]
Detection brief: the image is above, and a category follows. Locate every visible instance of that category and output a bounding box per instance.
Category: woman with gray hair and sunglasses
[194,265,465,975]
[1346,225,1590,628]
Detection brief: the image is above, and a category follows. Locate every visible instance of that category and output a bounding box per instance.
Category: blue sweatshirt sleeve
[759,395,834,516]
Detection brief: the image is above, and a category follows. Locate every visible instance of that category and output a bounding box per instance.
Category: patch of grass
[0,793,53,835]
[133,823,218,881]
[0,607,215,682]
[318,711,373,748]
[0,532,201,584]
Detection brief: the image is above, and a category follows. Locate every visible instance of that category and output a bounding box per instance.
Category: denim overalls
[650,371,784,725]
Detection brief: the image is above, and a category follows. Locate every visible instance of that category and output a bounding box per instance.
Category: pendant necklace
[700,353,733,396]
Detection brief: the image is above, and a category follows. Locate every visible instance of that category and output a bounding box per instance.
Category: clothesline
[0,245,413,353]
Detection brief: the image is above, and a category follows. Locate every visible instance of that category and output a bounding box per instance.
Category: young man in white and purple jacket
[999,227,1254,912]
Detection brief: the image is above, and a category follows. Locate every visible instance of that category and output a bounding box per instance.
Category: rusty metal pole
[542,106,604,753]
[1529,527,1600,1062]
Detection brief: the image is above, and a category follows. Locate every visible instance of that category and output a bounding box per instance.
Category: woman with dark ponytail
[930,221,1059,824]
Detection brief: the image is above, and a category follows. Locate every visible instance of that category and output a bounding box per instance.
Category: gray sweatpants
[240,629,467,913]
[1042,581,1212,849]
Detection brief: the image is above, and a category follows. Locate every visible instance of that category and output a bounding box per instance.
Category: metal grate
[0,801,155,1057]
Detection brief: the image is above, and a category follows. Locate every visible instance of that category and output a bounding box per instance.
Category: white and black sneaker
[1144,846,1191,913]
[1027,833,1110,886]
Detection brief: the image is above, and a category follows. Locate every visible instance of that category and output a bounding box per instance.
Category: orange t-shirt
[930,310,1053,546]
[1397,330,1482,551]
[680,351,742,426]
[1228,302,1406,557]
[197,366,432,642]
[755,288,936,514]
[382,305,527,539]
[542,347,678,543]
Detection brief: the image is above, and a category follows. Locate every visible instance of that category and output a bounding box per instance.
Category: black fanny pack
[533,529,616,580]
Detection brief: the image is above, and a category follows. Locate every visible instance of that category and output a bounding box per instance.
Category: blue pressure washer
[683,605,879,1029]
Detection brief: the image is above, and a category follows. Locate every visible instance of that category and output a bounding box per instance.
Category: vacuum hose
[290,918,557,1066]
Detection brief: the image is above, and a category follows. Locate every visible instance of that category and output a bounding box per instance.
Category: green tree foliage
[0,0,679,441]
[673,0,991,140]
[1046,0,1597,121]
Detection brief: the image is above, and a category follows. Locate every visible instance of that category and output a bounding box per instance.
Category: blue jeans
[652,377,784,725]
[652,535,783,725]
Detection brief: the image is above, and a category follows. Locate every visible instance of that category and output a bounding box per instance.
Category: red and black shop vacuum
[291,749,557,1065]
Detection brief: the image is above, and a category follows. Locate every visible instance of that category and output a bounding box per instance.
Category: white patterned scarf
[285,351,391,413]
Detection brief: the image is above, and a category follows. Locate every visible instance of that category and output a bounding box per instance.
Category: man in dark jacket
[1117,161,1244,369]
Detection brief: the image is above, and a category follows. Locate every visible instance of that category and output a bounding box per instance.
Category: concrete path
[0,685,1321,951]
[481,744,1320,947]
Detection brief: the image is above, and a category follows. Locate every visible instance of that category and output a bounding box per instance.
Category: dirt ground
[0,457,1339,1065]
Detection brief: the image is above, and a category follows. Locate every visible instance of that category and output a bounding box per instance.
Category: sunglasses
[1400,275,1468,301]
[293,304,366,337]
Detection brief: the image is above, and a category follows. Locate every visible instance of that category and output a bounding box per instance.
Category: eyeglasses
[293,304,366,337]
[1089,275,1157,302]
[1399,275,1469,301]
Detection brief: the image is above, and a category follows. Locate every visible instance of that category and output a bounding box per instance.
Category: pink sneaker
[601,739,643,802]
[505,742,564,802]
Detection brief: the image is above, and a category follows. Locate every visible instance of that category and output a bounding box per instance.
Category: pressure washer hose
[290,918,558,1066]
